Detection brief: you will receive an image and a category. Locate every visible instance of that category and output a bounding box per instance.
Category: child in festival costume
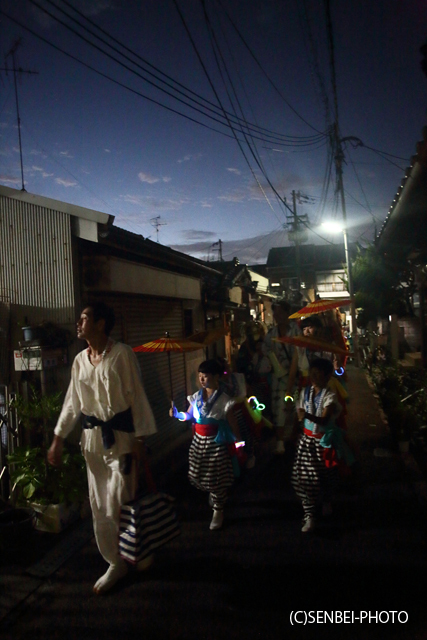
[292,357,354,533]
[288,315,349,430]
[169,359,239,531]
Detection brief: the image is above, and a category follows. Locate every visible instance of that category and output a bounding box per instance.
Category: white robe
[54,341,156,566]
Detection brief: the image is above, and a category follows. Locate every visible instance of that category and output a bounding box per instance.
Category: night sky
[1,0,426,263]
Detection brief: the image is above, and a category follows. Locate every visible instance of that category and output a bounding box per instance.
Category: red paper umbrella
[133,336,203,353]
[273,334,352,357]
[188,325,229,346]
[133,333,203,398]
[289,298,353,320]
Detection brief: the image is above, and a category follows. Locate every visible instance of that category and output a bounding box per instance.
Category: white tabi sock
[93,559,128,594]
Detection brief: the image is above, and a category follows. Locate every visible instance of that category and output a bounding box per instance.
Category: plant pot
[31,502,81,533]
[0,507,35,544]
[22,326,46,342]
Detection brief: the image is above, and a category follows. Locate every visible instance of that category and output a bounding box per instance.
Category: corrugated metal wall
[0,195,75,324]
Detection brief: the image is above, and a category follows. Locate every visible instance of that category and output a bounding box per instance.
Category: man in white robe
[48,302,156,594]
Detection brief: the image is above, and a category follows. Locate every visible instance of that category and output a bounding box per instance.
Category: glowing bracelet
[235,441,246,448]
[177,412,188,422]
[284,395,294,402]
[248,396,265,411]
[335,367,345,376]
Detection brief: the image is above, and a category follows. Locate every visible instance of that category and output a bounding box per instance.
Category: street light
[321,222,360,367]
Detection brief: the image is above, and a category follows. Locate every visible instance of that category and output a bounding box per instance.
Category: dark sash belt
[82,407,134,450]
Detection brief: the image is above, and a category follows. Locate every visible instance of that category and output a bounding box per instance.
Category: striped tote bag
[119,492,180,564]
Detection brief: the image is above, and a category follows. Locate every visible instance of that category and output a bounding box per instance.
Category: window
[316,270,346,293]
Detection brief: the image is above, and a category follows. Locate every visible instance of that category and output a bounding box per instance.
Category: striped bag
[119,491,180,564]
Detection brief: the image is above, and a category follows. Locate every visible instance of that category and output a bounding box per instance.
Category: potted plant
[7,386,88,532]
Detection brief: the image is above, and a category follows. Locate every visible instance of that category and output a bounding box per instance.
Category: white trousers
[84,449,136,566]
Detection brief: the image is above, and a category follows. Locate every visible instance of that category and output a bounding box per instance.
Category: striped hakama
[292,385,339,521]
[187,389,236,511]
[291,433,335,520]
[188,431,234,510]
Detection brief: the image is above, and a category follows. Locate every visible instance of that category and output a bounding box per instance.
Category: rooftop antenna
[149,215,167,243]
[2,39,38,192]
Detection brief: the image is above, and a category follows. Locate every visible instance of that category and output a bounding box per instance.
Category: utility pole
[324,0,360,365]
[218,239,223,261]
[149,215,167,243]
[292,190,302,295]
[286,191,309,302]
[3,39,38,192]
[210,240,223,261]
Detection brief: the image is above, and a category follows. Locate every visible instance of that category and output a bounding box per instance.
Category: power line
[0,9,249,143]
[4,5,324,153]
[211,1,287,209]
[221,225,286,260]
[3,39,39,191]
[28,0,325,148]
[296,0,332,127]
[200,0,285,224]
[173,0,294,221]
[215,0,327,135]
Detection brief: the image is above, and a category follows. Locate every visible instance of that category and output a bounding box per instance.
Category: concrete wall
[83,255,201,301]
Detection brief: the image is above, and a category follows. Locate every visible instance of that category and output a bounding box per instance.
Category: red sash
[303,427,323,439]
[194,424,218,437]
[303,427,339,468]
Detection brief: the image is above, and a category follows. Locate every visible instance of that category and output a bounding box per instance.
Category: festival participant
[287,315,348,429]
[217,356,272,470]
[169,359,239,530]
[292,358,341,533]
[48,303,156,594]
[264,299,298,454]
[251,338,272,415]
[235,320,265,389]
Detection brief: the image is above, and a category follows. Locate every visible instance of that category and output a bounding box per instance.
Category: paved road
[1,364,427,640]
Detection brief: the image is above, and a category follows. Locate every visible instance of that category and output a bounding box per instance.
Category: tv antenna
[2,39,38,191]
[150,216,167,243]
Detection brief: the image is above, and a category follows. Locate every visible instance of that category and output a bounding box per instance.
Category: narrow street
[1,364,427,640]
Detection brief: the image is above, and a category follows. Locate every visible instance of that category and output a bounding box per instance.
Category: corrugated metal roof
[0,185,112,225]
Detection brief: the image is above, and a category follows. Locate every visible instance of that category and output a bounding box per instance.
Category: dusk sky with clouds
[1,0,426,263]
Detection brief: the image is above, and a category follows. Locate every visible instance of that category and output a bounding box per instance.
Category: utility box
[13,347,68,371]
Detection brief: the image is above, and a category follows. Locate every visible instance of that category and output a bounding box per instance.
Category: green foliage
[370,361,427,441]
[7,446,87,505]
[11,386,62,436]
[352,244,414,326]
[8,386,88,506]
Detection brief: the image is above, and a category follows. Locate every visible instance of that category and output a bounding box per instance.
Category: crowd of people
[48,298,353,595]
[170,298,353,534]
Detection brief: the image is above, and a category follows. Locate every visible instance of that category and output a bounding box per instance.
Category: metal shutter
[89,294,188,456]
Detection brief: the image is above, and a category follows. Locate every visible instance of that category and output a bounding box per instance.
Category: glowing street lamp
[321,221,360,366]
[321,221,344,234]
